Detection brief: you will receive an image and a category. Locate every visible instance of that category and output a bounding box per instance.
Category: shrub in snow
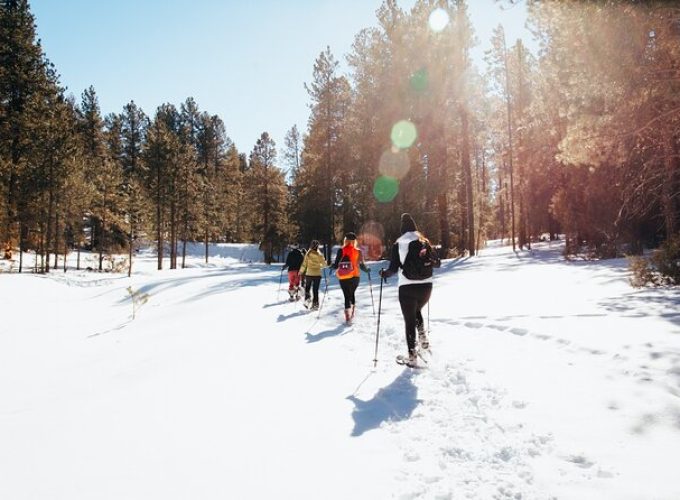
[650,234,680,285]
[629,234,680,287]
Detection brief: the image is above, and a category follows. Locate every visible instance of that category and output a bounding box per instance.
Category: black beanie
[400,213,417,234]
[345,232,357,241]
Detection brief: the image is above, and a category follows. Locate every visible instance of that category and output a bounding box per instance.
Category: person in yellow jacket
[299,240,327,310]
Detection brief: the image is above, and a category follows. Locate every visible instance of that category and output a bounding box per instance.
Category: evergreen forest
[1,0,679,274]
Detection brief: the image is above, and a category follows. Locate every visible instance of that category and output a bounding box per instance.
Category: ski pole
[373,271,384,367]
[318,267,329,319]
[367,269,375,317]
[427,300,430,333]
[278,267,284,301]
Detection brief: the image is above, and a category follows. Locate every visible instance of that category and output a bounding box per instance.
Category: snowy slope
[1,241,679,499]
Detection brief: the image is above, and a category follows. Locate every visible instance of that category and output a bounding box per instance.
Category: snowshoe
[344,308,352,324]
[396,352,423,369]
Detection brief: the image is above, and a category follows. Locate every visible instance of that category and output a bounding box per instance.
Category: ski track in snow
[1,241,680,499]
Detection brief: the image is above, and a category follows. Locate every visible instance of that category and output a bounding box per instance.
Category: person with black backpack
[379,213,440,367]
[330,232,370,324]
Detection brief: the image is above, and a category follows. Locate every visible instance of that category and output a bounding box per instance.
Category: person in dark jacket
[330,232,370,323]
[379,213,440,366]
[283,244,304,301]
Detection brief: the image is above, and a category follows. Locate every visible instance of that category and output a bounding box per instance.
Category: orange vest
[336,245,361,280]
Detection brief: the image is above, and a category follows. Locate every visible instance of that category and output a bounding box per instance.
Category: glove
[379,268,389,283]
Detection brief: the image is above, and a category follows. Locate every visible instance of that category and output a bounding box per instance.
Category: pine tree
[247,132,287,264]
[121,101,148,276]
[0,0,57,264]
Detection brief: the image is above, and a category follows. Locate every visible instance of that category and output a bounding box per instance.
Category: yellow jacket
[300,250,327,277]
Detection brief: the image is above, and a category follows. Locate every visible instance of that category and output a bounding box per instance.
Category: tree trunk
[503,34,516,252]
[461,106,475,256]
[662,134,677,237]
[499,163,506,244]
[205,228,209,264]
[437,192,450,255]
[99,185,106,271]
[156,193,163,271]
[53,196,60,271]
[18,221,24,273]
[128,220,134,278]
[170,202,177,269]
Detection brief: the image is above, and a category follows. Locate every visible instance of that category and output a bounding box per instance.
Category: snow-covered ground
[1,241,679,499]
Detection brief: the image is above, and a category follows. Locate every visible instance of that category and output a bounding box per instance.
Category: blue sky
[31,0,530,156]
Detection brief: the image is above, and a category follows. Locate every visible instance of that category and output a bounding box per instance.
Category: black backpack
[402,239,440,280]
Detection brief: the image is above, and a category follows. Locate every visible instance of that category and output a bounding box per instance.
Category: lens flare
[390,120,417,149]
[409,68,428,92]
[428,8,449,33]
[378,148,410,179]
[358,221,385,260]
[373,176,399,203]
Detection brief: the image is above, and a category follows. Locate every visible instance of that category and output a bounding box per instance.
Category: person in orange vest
[330,232,370,323]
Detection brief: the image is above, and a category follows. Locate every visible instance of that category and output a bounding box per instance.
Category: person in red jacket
[331,232,370,323]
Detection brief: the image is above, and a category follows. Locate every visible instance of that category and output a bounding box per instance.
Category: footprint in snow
[566,455,594,468]
[465,321,484,329]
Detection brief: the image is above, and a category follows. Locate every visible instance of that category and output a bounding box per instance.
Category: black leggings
[398,283,432,353]
[339,277,360,309]
[304,276,321,305]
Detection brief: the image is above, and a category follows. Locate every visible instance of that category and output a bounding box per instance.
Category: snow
[1,241,679,499]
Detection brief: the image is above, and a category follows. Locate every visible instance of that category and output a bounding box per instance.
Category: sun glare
[428,8,449,33]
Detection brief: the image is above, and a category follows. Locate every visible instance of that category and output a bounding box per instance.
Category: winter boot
[344,308,352,323]
[288,289,295,302]
[408,349,418,367]
[311,302,319,311]
[304,297,312,309]
[350,304,356,319]
[417,323,429,350]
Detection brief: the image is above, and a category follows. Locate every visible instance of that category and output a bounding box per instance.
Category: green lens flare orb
[409,69,428,92]
[373,176,399,203]
[390,120,417,149]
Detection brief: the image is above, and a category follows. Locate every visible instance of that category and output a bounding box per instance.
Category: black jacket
[284,248,304,271]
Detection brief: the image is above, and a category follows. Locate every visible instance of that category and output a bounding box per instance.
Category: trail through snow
[1,241,679,499]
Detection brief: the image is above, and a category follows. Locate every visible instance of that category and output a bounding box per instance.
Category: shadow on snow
[305,323,349,344]
[346,369,421,437]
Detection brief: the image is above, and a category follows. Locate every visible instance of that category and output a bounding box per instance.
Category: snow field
[1,241,679,499]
